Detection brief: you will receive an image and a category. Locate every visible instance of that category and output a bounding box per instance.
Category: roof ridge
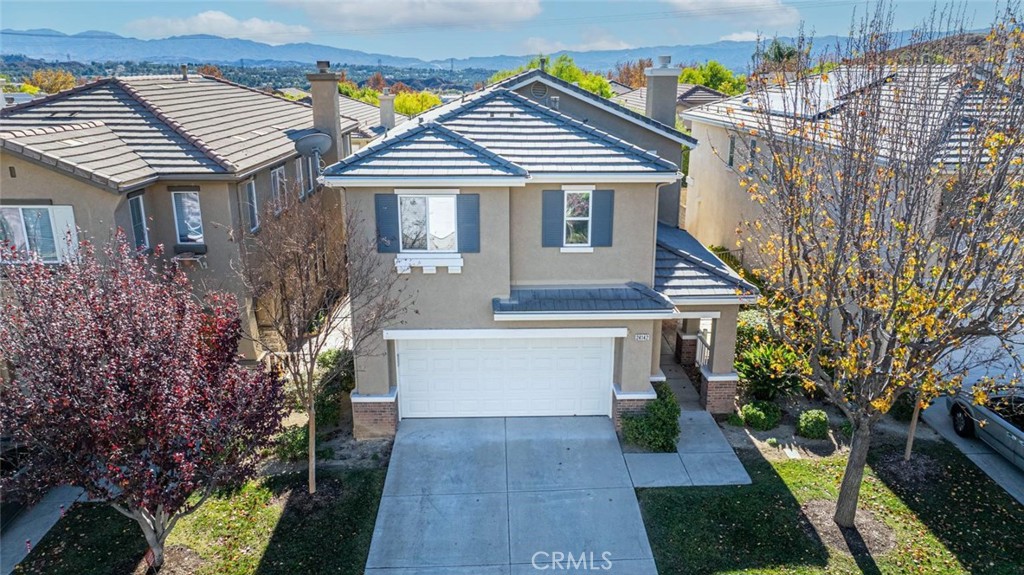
[0,120,106,138]
[112,77,238,172]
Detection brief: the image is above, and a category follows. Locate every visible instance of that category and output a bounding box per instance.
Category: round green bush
[796,409,829,439]
[740,400,782,431]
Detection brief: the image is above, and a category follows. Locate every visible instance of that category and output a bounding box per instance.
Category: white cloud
[276,0,541,32]
[663,0,799,27]
[522,28,634,54]
[720,31,760,42]
[125,11,311,44]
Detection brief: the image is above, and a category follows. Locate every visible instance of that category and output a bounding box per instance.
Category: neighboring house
[274,87,312,102]
[614,83,727,130]
[0,64,359,359]
[338,93,409,149]
[608,80,634,96]
[321,64,757,440]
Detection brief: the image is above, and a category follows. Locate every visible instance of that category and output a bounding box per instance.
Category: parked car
[947,386,1024,472]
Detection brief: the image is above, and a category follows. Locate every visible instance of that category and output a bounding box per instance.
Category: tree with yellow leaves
[730,5,1024,529]
[23,68,76,94]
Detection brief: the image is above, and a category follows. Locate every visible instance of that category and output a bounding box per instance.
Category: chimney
[540,56,548,72]
[645,55,678,127]
[180,64,188,81]
[379,87,396,130]
[306,60,344,164]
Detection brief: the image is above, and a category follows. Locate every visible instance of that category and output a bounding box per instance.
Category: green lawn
[638,441,1024,574]
[13,468,386,575]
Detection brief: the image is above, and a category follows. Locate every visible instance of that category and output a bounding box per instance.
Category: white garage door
[397,337,613,418]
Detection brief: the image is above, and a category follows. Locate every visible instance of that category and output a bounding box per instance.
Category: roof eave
[529,172,682,184]
[668,294,760,306]
[494,310,677,321]
[321,175,530,187]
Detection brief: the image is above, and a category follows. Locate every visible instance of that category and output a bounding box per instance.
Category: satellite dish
[294,132,332,157]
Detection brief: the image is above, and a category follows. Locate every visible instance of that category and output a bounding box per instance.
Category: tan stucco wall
[513,81,684,226]
[510,182,657,286]
[342,183,663,399]
[684,121,766,254]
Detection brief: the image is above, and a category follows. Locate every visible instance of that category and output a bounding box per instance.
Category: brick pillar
[612,393,652,431]
[699,373,739,415]
[352,400,397,440]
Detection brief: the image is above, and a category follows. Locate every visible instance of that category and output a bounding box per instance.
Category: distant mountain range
[0,28,837,73]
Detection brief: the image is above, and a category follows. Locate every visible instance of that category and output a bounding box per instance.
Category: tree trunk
[834,421,872,528]
[903,400,923,462]
[307,401,317,494]
[136,515,165,569]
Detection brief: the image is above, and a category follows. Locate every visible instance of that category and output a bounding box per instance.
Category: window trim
[128,194,149,250]
[305,156,316,195]
[245,178,259,232]
[397,194,459,254]
[563,190,592,247]
[171,190,205,245]
[270,165,286,214]
[294,158,307,199]
[0,205,61,263]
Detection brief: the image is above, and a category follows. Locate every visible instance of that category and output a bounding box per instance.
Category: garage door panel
[398,336,612,419]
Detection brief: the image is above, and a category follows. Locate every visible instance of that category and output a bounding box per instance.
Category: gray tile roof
[493,282,675,314]
[323,121,527,178]
[325,88,680,179]
[338,95,409,139]
[494,69,697,147]
[1,74,359,190]
[613,84,727,113]
[655,224,758,302]
[608,80,634,96]
[0,121,156,191]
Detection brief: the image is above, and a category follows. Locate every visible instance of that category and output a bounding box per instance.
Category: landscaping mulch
[800,499,896,557]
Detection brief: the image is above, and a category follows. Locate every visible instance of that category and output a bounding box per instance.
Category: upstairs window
[245,179,259,232]
[399,195,457,252]
[128,194,149,250]
[172,191,204,244]
[1,205,76,263]
[727,135,736,167]
[563,190,591,246]
[294,158,306,199]
[270,165,286,213]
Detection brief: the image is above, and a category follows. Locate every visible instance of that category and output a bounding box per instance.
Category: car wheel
[952,406,974,438]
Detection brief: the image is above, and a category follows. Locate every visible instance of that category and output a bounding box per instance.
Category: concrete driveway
[365,417,657,574]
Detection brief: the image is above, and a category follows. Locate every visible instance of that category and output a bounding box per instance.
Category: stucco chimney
[306,60,344,164]
[645,55,678,127]
[379,88,396,130]
[180,64,188,81]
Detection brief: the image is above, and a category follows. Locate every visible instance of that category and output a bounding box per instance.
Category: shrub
[622,383,681,452]
[766,437,779,448]
[889,393,918,422]
[736,341,803,401]
[739,400,781,431]
[726,412,745,427]
[736,309,772,354]
[838,420,854,438]
[796,409,829,439]
[314,349,354,429]
[274,425,334,462]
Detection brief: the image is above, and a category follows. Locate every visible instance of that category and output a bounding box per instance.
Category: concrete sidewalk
[1,486,85,575]
[622,340,751,488]
[921,404,1024,506]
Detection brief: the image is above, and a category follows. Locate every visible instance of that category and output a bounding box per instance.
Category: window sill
[395,253,464,274]
[560,246,594,253]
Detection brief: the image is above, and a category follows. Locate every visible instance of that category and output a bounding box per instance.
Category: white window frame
[397,194,459,254]
[1,206,63,263]
[294,158,307,199]
[270,165,286,214]
[563,190,592,247]
[245,179,259,232]
[128,194,149,250]
[305,156,316,195]
[171,191,204,244]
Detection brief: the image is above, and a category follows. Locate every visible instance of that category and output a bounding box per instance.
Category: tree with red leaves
[0,233,285,570]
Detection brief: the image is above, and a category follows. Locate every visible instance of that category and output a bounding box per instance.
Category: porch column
[700,305,740,415]
[651,320,665,382]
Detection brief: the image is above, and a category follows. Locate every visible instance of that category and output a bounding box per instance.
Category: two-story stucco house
[321,63,758,440]
[0,65,359,359]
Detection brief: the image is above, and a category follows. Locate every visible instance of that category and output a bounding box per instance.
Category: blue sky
[1,0,1004,60]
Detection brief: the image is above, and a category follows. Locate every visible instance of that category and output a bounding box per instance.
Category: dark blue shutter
[374,194,400,253]
[591,189,614,247]
[457,194,480,253]
[541,190,564,247]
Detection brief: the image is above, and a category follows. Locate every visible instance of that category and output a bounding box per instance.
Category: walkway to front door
[364,417,658,574]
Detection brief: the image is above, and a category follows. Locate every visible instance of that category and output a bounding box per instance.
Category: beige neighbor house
[320,62,758,440]
[0,66,360,359]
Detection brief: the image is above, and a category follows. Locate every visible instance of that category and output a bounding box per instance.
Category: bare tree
[728,4,1024,528]
[238,179,409,494]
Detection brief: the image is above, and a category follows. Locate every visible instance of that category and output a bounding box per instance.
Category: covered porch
[650,224,759,414]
